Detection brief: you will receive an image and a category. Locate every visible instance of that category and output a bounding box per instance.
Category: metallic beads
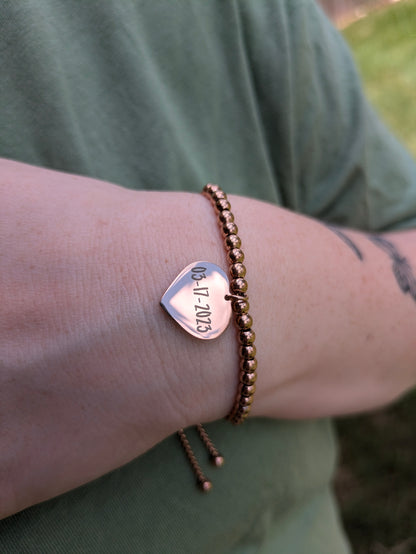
[222,221,238,236]
[219,210,234,224]
[216,198,231,212]
[203,183,257,426]
[238,382,256,397]
[230,262,246,278]
[212,190,227,202]
[228,248,245,264]
[204,183,220,194]
[225,234,241,249]
[240,370,257,385]
[239,329,256,345]
[239,394,254,406]
[240,358,257,372]
[232,298,250,314]
[236,313,253,330]
[232,405,251,421]
[240,345,256,359]
[230,278,248,295]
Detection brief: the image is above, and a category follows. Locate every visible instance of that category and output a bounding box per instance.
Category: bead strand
[202,183,257,425]
[177,429,213,492]
[196,424,225,467]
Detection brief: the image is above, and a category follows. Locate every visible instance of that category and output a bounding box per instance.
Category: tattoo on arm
[323,224,416,303]
[368,235,416,303]
[325,224,363,261]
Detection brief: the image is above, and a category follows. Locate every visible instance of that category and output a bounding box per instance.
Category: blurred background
[319,2,416,552]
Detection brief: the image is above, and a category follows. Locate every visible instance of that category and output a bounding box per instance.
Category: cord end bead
[211,455,225,468]
[198,478,213,492]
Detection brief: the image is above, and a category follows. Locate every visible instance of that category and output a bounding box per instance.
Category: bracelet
[202,183,257,424]
[160,183,257,490]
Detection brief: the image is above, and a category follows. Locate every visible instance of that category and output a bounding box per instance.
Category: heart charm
[161,261,232,340]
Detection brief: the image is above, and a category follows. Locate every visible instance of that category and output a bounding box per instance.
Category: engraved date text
[192,266,212,333]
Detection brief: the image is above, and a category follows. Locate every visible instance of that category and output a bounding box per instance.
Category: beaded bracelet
[160,183,257,490]
[202,183,257,424]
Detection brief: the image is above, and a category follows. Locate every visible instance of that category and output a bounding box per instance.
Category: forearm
[241,205,416,420]
[2,159,416,517]
[0,160,238,517]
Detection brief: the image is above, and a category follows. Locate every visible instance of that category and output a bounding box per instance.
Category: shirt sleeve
[244,0,416,231]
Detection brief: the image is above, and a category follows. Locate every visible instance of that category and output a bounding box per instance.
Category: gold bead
[222,221,238,236]
[228,248,244,263]
[240,344,256,359]
[236,313,252,329]
[240,357,257,372]
[238,382,256,396]
[230,278,248,295]
[237,404,252,415]
[239,328,256,345]
[231,405,251,424]
[225,234,241,249]
[216,198,231,212]
[204,183,220,194]
[240,370,257,385]
[239,394,254,407]
[230,262,246,278]
[212,190,227,202]
[235,416,249,424]
[219,210,234,224]
[232,298,250,314]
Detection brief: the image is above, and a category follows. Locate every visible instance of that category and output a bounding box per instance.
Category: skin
[1,157,416,518]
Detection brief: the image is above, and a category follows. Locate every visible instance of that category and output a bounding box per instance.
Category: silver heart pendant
[161,261,232,340]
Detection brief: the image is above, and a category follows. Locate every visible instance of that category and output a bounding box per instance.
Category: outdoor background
[319,1,416,553]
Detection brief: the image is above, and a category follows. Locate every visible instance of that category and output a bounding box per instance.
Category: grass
[343,0,416,155]
[335,3,416,552]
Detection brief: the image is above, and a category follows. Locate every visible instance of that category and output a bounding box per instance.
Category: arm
[2,158,416,518]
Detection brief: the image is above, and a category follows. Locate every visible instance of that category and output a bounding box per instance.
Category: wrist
[123,190,239,429]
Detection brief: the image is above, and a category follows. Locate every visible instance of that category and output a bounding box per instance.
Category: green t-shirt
[2,1,416,552]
